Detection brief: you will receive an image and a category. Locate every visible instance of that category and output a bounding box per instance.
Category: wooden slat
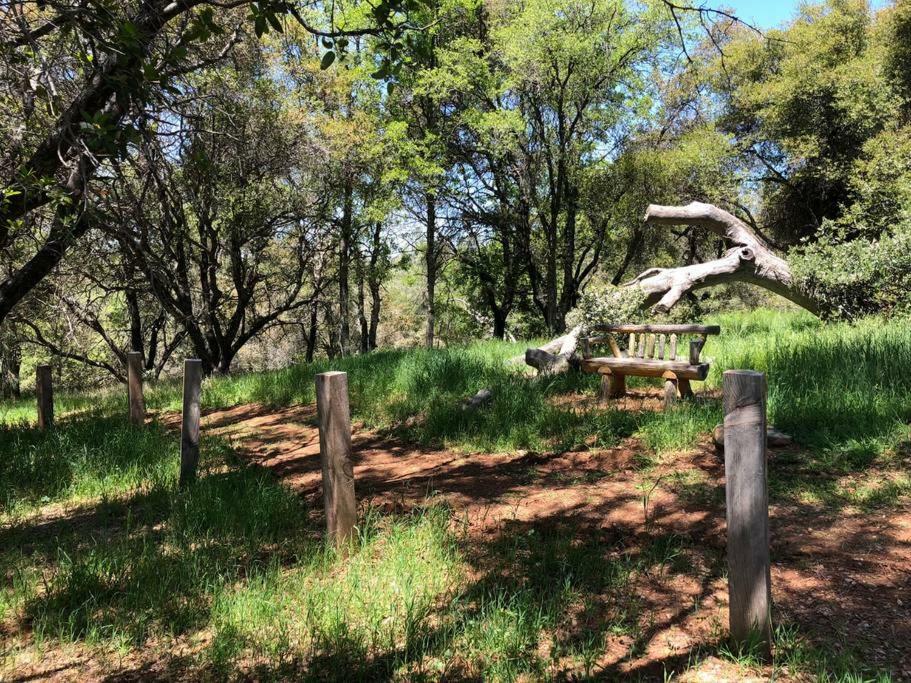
[637,335,646,357]
[607,334,624,358]
[629,333,636,357]
[657,334,666,360]
[580,357,710,381]
[592,323,721,335]
[669,334,678,359]
[645,334,656,358]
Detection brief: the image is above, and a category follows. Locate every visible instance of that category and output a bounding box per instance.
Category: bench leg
[601,373,625,400]
[663,378,678,409]
[678,378,693,399]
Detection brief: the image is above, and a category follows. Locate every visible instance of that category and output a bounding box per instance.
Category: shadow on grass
[10,467,313,647]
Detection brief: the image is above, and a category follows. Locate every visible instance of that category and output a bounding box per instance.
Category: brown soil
[6,396,911,681]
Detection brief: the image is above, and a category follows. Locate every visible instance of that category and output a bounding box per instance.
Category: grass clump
[207,504,463,679]
[0,417,186,516]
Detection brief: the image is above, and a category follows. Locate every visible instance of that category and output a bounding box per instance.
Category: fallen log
[522,325,582,375]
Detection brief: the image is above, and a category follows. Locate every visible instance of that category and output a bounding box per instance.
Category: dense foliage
[2,0,910,391]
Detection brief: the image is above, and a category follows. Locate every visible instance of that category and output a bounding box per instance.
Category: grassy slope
[0,309,908,680]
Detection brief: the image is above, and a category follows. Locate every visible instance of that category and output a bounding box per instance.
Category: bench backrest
[581,324,720,364]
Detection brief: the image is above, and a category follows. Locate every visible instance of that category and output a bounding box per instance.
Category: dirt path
[194,401,911,680]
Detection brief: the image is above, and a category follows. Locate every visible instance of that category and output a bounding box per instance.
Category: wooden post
[600,372,626,400]
[315,371,357,548]
[179,359,202,488]
[663,376,677,409]
[723,370,772,658]
[127,351,145,426]
[36,365,53,429]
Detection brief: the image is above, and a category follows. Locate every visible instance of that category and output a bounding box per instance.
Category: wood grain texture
[179,359,202,488]
[127,351,145,426]
[315,371,357,548]
[723,370,772,658]
[36,365,53,430]
[580,357,709,380]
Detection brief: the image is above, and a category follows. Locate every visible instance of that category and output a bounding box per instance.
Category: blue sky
[718,0,890,28]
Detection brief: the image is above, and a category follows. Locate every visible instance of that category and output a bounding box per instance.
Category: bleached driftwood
[523,201,819,375]
[631,202,818,314]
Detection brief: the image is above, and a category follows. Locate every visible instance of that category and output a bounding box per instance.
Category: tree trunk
[367,222,383,352]
[424,192,437,349]
[357,258,369,355]
[0,339,21,399]
[338,180,354,357]
[305,299,319,363]
[492,308,508,340]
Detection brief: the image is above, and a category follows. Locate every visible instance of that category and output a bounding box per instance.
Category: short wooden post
[315,371,357,548]
[179,359,202,488]
[127,351,145,426]
[36,365,53,429]
[723,370,772,658]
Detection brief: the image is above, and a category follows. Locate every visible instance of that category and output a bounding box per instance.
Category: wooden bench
[579,324,720,409]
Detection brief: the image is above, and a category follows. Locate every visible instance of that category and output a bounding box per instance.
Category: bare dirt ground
[196,399,911,681]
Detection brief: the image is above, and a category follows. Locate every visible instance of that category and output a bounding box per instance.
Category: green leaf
[267,12,284,33]
[320,50,336,70]
[373,2,390,24]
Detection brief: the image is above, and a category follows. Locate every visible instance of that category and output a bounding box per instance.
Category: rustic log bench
[579,324,720,409]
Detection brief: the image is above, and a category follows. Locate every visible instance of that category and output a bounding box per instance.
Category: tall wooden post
[36,364,53,430]
[723,370,772,657]
[315,371,357,548]
[179,359,202,488]
[127,351,145,426]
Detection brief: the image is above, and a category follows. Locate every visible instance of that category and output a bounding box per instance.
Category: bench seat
[579,357,709,381]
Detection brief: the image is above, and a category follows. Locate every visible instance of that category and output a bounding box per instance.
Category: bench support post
[600,373,626,400]
[678,378,693,399]
[663,373,678,409]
